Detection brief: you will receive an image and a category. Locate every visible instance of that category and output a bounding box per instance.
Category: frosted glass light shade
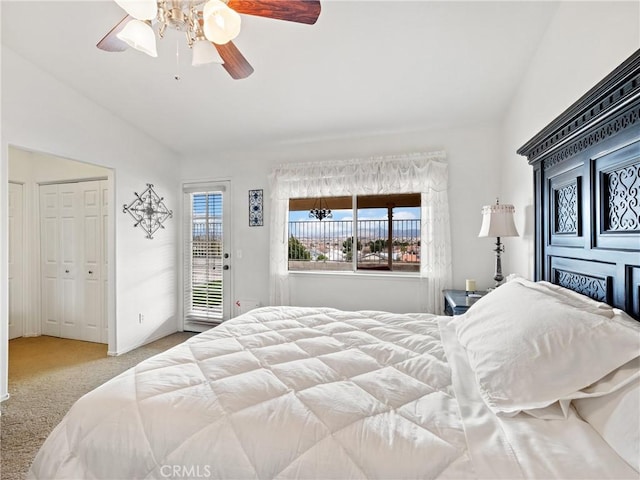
[115,0,157,20]
[192,40,224,66]
[202,0,241,45]
[117,19,157,57]
[478,203,519,238]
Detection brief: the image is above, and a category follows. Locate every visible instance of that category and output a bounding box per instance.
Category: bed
[29,49,640,479]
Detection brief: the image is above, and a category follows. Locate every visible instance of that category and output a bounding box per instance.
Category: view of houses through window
[288,194,421,272]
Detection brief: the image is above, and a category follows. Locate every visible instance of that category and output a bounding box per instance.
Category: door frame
[3,147,116,403]
[181,178,234,332]
[8,181,25,340]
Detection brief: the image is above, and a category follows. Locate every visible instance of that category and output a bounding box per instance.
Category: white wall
[1,46,182,400]
[181,122,503,314]
[1,1,6,399]
[500,1,640,278]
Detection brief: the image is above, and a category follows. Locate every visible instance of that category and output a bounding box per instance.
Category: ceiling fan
[97,0,321,80]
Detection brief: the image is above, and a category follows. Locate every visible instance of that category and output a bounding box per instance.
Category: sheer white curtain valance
[268,151,452,313]
[270,151,448,199]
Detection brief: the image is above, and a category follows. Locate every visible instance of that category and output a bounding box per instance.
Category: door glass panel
[187,190,225,321]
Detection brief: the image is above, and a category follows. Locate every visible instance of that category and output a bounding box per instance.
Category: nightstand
[443,289,486,315]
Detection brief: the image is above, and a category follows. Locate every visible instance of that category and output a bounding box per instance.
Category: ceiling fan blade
[227,0,321,25]
[97,15,132,52]
[214,42,254,80]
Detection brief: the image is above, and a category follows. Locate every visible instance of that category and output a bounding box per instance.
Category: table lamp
[478,198,519,288]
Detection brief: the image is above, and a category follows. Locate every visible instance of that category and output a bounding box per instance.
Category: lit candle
[465,279,476,293]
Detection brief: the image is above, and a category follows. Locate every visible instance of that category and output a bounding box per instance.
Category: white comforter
[28,307,637,479]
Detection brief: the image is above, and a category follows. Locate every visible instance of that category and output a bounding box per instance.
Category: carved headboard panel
[518,49,640,320]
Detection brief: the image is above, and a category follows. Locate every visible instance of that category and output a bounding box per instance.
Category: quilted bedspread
[29,307,477,479]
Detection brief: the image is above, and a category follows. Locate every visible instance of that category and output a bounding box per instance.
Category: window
[288,193,420,272]
[270,151,449,310]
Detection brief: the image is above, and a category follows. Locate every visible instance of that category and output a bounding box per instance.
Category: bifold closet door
[40,183,81,339]
[40,181,107,343]
[59,183,82,340]
[80,181,104,343]
[101,182,109,344]
[40,184,63,337]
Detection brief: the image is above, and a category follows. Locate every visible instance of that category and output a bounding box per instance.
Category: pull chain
[174,39,181,81]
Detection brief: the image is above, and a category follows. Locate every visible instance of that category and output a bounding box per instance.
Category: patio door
[183,182,231,331]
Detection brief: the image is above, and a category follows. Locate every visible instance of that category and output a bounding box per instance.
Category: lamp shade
[202,0,241,45]
[192,40,224,66]
[478,203,519,238]
[117,19,157,57]
[115,0,157,20]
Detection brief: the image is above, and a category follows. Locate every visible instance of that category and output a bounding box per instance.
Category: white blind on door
[184,190,224,323]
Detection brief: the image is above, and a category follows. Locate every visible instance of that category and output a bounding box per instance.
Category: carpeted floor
[0,333,196,480]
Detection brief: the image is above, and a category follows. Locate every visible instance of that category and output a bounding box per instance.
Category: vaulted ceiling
[1,1,561,157]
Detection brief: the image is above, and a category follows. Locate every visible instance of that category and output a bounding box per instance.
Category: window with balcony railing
[288,193,421,272]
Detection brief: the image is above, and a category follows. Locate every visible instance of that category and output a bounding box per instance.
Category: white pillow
[454,277,640,416]
[574,358,640,472]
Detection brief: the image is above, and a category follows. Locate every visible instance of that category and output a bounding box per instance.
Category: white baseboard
[108,327,179,356]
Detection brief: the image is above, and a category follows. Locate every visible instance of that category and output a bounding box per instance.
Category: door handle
[223,265,230,270]
[65,269,70,274]
[88,270,94,274]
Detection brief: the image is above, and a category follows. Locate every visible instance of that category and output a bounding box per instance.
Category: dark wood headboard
[518,48,640,320]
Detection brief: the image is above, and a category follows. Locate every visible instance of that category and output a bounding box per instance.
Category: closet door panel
[101,181,109,344]
[81,181,102,343]
[58,184,80,339]
[40,185,61,337]
[60,274,80,340]
[42,277,59,335]
[60,185,79,278]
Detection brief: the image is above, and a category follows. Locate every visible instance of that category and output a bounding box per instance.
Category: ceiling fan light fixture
[202,0,241,45]
[114,0,157,20]
[116,19,158,57]
[192,40,224,66]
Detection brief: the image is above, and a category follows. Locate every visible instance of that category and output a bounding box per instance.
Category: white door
[8,182,24,339]
[101,181,109,344]
[58,183,81,340]
[40,181,108,343]
[184,183,232,330]
[80,181,102,343]
[40,184,62,337]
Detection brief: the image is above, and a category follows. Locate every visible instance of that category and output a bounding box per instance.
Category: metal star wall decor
[123,184,173,239]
